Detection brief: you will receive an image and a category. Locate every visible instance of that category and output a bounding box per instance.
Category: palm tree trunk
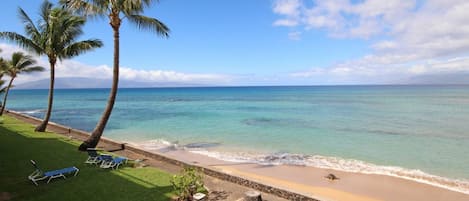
[0,77,15,116]
[35,60,55,132]
[79,26,120,151]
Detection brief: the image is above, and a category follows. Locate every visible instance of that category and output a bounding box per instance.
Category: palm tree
[0,48,6,80]
[0,49,7,107]
[0,80,6,102]
[0,52,45,116]
[0,1,102,132]
[60,0,170,151]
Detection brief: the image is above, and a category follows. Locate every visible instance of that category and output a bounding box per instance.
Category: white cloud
[0,44,26,57]
[288,31,302,40]
[273,0,416,39]
[272,0,302,28]
[1,43,231,86]
[275,0,469,84]
[273,19,298,27]
[290,56,469,84]
[273,0,301,16]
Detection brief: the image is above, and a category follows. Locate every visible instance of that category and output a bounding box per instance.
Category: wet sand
[163,149,469,201]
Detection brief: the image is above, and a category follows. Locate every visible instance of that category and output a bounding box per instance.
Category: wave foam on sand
[19,109,44,115]
[133,139,469,195]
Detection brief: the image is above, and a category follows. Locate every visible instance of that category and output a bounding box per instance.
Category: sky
[1,0,469,86]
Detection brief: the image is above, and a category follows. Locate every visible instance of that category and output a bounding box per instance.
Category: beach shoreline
[6,109,469,201]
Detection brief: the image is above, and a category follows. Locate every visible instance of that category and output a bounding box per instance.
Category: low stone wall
[5,110,124,148]
[5,110,319,201]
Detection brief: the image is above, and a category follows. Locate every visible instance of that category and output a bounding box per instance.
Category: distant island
[13,72,469,89]
[13,77,207,89]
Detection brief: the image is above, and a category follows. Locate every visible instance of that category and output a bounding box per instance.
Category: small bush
[170,167,205,200]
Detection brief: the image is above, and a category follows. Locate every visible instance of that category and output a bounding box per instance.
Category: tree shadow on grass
[0,123,175,201]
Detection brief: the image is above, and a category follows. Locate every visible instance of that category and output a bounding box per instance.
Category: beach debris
[208,190,229,200]
[325,173,340,181]
[132,159,147,168]
[193,192,206,201]
[244,190,262,201]
[183,142,221,149]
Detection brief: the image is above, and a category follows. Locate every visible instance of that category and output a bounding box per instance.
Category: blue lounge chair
[28,160,79,186]
[100,157,127,169]
[84,148,103,165]
[98,155,114,165]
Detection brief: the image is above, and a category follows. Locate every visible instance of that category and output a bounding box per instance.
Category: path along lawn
[0,116,175,201]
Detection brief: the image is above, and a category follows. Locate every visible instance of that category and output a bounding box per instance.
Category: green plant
[170,167,205,200]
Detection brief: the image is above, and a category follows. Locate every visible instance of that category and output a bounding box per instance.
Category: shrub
[170,167,205,200]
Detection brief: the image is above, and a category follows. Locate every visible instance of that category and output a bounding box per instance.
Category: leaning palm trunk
[0,76,15,115]
[62,0,169,151]
[79,22,120,150]
[35,60,55,132]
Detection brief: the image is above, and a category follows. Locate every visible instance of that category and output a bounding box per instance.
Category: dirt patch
[0,192,12,201]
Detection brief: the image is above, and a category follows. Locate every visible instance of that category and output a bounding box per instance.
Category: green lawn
[0,116,175,201]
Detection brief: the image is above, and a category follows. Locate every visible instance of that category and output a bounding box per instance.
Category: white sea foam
[137,139,178,151]
[135,139,469,195]
[19,109,44,114]
[189,150,469,195]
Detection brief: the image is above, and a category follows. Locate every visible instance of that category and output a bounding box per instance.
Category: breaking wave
[19,109,44,115]
[136,139,469,195]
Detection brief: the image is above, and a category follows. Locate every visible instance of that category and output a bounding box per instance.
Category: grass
[0,116,175,201]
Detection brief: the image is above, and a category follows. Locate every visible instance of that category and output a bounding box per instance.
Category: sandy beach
[162,149,469,201]
[7,110,469,201]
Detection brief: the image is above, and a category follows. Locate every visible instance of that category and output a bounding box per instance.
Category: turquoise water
[7,86,469,191]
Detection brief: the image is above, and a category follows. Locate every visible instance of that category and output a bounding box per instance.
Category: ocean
[6,85,469,193]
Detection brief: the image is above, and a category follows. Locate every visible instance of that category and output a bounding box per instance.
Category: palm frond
[39,1,53,24]
[0,32,43,55]
[0,89,6,94]
[18,8,41,39]
[60,39,103,59]
[0,58,7,72]
[59,12,86,46]
[127,14,169,37]
[38,1,54,34]
[4,52,44,76]
[16,57,37,71]
[120,0,144,14]
[11,52,27,67]
[60,0,109,18]
[126,0,158,8]
[22,66,45,73]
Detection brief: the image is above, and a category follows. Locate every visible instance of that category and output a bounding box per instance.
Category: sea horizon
[11,83,469,90]
[6,85,469,194]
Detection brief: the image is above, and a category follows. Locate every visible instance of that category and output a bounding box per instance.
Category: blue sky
[1,0,469,86]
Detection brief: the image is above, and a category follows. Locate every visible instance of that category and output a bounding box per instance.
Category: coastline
[6,110,469,201]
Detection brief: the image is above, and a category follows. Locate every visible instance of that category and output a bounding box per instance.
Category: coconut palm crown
[0,49,8,106]
[0,48,7,81]
[0,52,45,116]
[0,0,103,131]
[60,0,170,151]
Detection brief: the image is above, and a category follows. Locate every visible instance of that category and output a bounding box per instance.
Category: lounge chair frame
[85,148,103,165]
[100,157,127,170]
[28,160,79,186]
